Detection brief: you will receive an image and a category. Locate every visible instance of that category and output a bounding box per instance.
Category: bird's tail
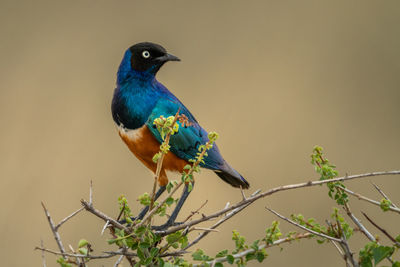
[214,162,249,189]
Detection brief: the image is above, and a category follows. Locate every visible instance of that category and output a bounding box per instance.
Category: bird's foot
[118,216,137,226]
[152,220,183,231]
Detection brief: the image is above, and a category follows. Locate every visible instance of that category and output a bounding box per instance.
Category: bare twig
[341,204,393,265]
[240,186,246,200]
[183,200,208,223]
[68,244,83,266]
[41,202,67,258]
[55,207,85,230]
[116,203,125,222]
[338,186,400,214]
[325,220,348,266]
[81,199,130,232]
[331,240,348,264]
[342,201,375,241]
[339,238,356,267]
[40,239,47,267]
[113,255,124,267]
[156,171,400,236]
[191,227,219,232]
[103,249,188,258]
[184,189,261,250]
[362,212,400,246]
[266,207,342,242]
[335,214,358,267]
[35,247,119,259]
[89,180,93,206]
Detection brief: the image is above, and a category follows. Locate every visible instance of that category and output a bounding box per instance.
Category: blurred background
[1,1,399,266]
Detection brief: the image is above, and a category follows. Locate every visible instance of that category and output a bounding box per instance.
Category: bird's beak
[156,53,181,62]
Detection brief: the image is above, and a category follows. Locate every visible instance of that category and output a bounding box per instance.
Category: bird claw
[152,221,183,231]
[118,216,137,225]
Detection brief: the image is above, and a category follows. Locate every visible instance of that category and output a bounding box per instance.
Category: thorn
[240,186,247,200]
[101,220,110,235]
[89,180,93,206]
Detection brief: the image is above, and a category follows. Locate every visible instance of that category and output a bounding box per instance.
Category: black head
[128,42,180,73]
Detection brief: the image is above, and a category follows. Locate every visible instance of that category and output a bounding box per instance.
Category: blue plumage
[112,42,249,189]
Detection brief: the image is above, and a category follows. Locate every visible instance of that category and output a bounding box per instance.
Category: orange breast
[118,125,189,186]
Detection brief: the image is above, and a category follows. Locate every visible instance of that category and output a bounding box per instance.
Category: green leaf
[57,257,73,267]
[125,237,135,249]
[166,182,173,193]
[139,242,150,249]
[215,263,223,267]
[77,239,89,248]
[138,193,151,206]
[192,249,205,261]
[216,250,228,258]
[150,247,159,257]
[137,247,145,261]
[360,258,373,267]
[78,247,88,255]
[152,152,161,163]
[179,235,188,249]
[166,197,174,206]
[245,252,255,261]
[108,238,117,245]
[256,251,266,263]
[135,226,147,236]
[392,261,400,267]
[143,257,152,265]
[226,255,235,264]
[373,246,394,265]
[251,240,260,251]
[166,232,181,244]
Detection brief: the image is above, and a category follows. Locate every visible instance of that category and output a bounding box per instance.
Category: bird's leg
[153,182,193,230]
[119,185,166,224]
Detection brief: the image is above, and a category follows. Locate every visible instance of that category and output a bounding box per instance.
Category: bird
[111,42,249,228]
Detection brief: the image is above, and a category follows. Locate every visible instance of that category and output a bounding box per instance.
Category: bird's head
[117,42,180,83]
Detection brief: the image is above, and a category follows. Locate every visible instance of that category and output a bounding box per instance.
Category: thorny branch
[371,182,398,209]
[335,213,358,267]
[41,202,67,258]
[38,170,400,265]
[362,212,400,247]
[195,233,312,266]
[338,186,400,214]
[342,199,375,241]
[266,207,342,243]
[155,171,400,236]
[184,189,261,250]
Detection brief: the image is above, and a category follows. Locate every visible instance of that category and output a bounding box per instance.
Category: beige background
[1,1,399,266]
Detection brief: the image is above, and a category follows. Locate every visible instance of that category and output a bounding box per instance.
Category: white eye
[142,51,150,58]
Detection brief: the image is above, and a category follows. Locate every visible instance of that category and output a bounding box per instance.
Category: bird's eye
[142,51,150,58]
